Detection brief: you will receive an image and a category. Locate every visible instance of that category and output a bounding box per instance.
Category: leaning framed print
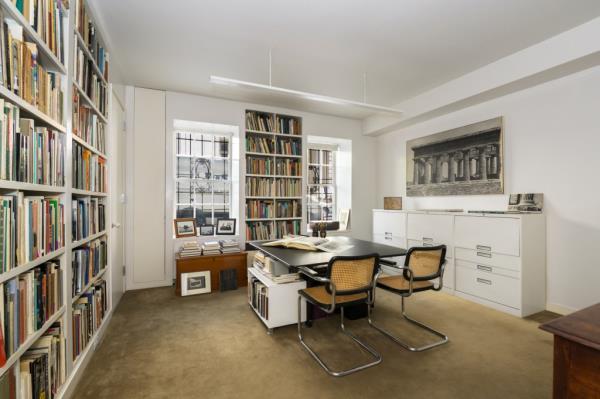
[181,271,211,296]
[174,218,197,238]
[216,218,236,235]
[199,224,215,236]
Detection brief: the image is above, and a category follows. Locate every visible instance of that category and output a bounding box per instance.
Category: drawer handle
[423,237,433,242]
[385,232,392,236]
[477,252,492,258]
[477,265,493,272]
[477,278,492,285]
[476,245,491,251]
[385,236,392,240]
[423,243,433,247]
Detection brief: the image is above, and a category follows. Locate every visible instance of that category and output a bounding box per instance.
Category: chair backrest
[404,245,447,281]
[326,253,380,295]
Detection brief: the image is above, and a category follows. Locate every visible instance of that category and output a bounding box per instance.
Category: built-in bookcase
[245,110,304,241]
[0,0,113,396]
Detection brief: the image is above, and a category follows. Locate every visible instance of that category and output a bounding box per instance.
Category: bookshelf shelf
[0,180,66,193]
[73,82,109,123]
[246,217,302,222]
[246,129,302,138]
[0,0,67,74]
[0,247,65,284]
[74,31,109,85]
[0,85,66,132]
[71,267,108,303]
[245,151,301,159]
[72,133,107,158]
[0,306,66,376]
[72,188,108,197]
[71,230,107,249]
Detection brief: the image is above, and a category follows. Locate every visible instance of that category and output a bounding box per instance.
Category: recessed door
[111,88,126,306]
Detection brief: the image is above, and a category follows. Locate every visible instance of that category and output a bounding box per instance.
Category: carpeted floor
[71,286,555,399]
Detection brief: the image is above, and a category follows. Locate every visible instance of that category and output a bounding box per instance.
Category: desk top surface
[250,236,406,268]
[540,303,600,351]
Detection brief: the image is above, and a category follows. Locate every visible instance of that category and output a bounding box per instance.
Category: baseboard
[58,309,114,399]
[546,303,577,315]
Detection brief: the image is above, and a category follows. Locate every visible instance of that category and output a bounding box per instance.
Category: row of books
[245,176,273,197]
[73,0,109,81]
[72,88,106,153]
[1,193,64,272]
[246,221,272,241]
[246,156,273,175]
[179,241,201,258]
[248,277,268,320]
[276,139,301,156]
[0,15,64,122]
[9,0,67,64]
[246,200,273,219]
[275,220,301,237]
[245,136,273,154]
[275,159,301,176]
[1,100,66,186]
[274,178,301,197]
[19,320,66,399]
[274,115,301,135]
[71,197,105,242]
[71,238,106,297]
[73,46,108,116]
[72,141,107,193]
[0,261,62,361]
[245,111,301,135]
[72,279,107,360]
[220,239,240,254]
[275,200,301,218]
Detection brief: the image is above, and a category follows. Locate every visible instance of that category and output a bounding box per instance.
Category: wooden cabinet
[175,252,248,296]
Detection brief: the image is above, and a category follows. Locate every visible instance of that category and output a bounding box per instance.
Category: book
[72,279,107,360]
[71,238,107,297]
[72,141,107,192]
[262,236,354,253]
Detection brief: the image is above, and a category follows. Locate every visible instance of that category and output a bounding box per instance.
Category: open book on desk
[262,236,354,253]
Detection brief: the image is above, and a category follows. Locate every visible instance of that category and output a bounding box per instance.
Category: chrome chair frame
[297,266,382,377]
[370,260,449,352]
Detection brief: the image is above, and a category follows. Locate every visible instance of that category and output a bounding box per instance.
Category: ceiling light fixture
[209,50,403,115]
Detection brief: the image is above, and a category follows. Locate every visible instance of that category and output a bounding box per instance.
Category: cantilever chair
[371,245,449,352]
[297,254,381,377]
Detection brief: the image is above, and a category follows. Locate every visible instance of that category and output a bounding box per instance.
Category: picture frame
[216,218,236,235]
[174,218,197,238]
[199,224,215,236]
[338,209,351,231]
[181,271,211,296]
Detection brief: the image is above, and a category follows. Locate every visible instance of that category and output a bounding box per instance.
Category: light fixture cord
[363,72,367,103]
[269,49,272,86]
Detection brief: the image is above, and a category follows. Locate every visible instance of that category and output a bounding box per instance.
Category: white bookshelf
[0,0,114,397]
[244,110,305,241]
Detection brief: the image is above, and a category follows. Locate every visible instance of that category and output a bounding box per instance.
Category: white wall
[375,66,600,313]
[125,90,377,284]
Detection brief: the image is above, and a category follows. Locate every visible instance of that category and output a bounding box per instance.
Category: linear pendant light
[209,75,404,115]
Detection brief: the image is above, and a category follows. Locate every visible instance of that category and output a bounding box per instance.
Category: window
[307,144,337,223]
[174,131,232,228]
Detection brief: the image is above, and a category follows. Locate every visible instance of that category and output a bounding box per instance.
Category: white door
[110,88,126,306]
[126,87,168,290]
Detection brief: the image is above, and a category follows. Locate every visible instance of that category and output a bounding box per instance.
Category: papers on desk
[263,236,354,253]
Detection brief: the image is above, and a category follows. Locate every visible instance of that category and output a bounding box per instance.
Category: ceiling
[91,0,600,118]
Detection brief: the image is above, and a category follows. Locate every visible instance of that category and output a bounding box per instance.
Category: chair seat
[299,286,368,307]
[377,275,433,294]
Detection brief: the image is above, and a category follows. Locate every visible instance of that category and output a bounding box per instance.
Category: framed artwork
[199,224,215,236]
[338,209,351,231]
[174,218,197,238]
[181,271,211,296]
[406,117,504,196]
[508,193,543,212]
[216,218,236,235]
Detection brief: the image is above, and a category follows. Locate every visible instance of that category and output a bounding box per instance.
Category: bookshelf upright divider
[0,0,113,397]
[245,110,304,241]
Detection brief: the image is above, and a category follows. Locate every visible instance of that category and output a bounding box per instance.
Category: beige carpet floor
[71,286,555,399]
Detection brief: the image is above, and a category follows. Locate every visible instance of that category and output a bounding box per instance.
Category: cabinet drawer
[374,233,405,248]
[373,211,406,237]
[407,239,453,259]
[455,247,521,272]
[456,262,521,309]
[454,216,520,256]
[407,213,453,244]
[443,258,454,289]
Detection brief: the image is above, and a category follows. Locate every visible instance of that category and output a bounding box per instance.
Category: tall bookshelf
[0,0,113,397]
[245,110,304,241]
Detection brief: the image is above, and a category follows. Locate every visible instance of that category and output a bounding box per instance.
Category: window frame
[307,143,338,224]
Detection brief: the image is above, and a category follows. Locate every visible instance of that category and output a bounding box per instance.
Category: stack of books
[179,241,201,258]
[202,241,220,256]
[220,240,240,254]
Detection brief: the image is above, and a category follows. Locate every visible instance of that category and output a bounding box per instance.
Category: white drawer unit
[373,209,546,317]
[373,210,406,238]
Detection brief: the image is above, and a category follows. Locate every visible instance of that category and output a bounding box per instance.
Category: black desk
[250,237,407,322]
[250,236,407,269]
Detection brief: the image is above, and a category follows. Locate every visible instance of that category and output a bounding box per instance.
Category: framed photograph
[199,224,215,236]
[338,209,351,231]
[181,271,211,296]
[174,218,197,238]
[216,218,236,235]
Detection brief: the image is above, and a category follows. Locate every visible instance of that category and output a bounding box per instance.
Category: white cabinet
[372,210,546,317]
[373,210,407,275]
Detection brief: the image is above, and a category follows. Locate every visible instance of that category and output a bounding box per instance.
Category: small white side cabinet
[372,210,546,317]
